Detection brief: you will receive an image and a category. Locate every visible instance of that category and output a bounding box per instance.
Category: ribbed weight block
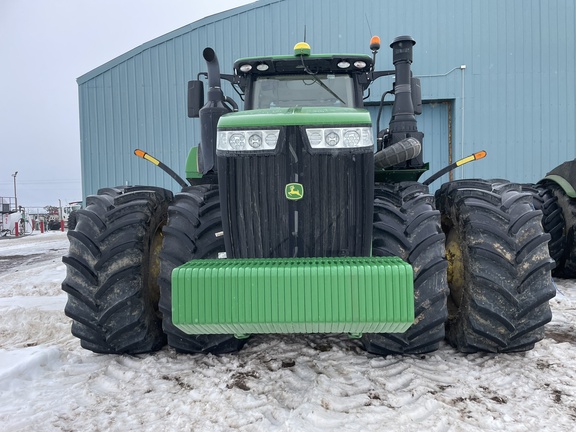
[171,256,414,336]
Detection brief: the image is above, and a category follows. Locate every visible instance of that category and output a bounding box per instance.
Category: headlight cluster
[217,129,280,152]
[305,127,373,149]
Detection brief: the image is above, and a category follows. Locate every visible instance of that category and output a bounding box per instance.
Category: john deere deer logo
[285,183,304,200]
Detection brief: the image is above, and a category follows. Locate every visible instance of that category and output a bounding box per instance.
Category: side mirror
[187,80,204,118]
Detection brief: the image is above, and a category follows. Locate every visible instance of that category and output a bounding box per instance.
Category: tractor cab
[187,37,425,183]
[233,44,374,110]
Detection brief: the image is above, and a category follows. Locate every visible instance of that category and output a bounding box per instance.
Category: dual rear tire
[62,186,171,354]
[62,180,556,355]
[363,180,556,355]
[62,185,241,355]
[436,180,556,352]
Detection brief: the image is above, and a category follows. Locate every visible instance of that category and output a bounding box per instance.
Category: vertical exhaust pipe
[389,36,418,135]
[198,48,231,174]
[375,36,424,169]
[203,48,223,96]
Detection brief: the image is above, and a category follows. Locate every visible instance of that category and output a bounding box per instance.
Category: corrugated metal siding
[78,0,576,199]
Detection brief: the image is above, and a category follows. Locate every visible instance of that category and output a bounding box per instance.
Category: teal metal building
[77,0,575,198]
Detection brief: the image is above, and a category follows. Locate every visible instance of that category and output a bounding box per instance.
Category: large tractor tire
[539,181,576,278]
[62,186,172,354]
[522,184,566,272]
[436,180,556,353]
[158,185,246,354]
[361,182,448,355]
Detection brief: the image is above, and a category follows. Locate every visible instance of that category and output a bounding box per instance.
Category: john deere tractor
[62,36,556,356]
[525,160,576,278]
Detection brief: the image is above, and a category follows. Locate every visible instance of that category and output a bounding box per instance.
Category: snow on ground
[0,231,575,431]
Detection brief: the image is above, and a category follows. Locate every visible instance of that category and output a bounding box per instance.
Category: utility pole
[12,171,18,211]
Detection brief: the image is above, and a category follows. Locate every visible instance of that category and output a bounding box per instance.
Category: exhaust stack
[198,48,231,174]
[375,36,424,168]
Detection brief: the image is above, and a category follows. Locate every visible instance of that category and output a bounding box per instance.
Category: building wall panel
[78,0,576,199]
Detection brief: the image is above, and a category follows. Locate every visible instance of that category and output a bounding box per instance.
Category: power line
[0,179,81,186]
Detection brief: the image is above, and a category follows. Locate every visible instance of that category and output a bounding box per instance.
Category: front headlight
[305,127,373,149]
[217,129,280,152]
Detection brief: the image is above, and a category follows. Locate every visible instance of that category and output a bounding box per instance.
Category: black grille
[218,126,374,258]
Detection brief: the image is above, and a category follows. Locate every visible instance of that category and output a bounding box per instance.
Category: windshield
[252,74,355,109]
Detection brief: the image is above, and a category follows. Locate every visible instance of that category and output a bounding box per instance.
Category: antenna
[303,25,307,42]
[364,14,373,37]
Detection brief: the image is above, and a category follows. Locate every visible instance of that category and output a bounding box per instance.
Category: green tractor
[62,36,556,356]
[526,160,576,278]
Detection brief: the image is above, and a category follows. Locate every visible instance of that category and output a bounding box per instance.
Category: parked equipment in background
[47,201,82,231]
[524,160,576,278]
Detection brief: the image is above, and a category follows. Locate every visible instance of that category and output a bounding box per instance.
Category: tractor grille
[217,126,374,258]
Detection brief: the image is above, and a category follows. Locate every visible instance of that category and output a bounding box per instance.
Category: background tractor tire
[67,210,78,231]
[436,180,556,353]
[48,220,60,231]
[522,183,566,273]
[62,186,172,354]
[158,185,246,354]
[539,181,576,278]
[361,182,448,355]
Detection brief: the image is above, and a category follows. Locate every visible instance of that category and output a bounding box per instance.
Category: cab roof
[233,53,374,77]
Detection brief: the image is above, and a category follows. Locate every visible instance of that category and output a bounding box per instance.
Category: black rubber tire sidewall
[436,180,556,353]
[522,183,566,268]
[62,186,172,354]
[540,181,576,278]
[158,185,246,354]
[361,182,448,355]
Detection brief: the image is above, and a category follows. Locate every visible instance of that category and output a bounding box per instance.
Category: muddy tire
[62,186,172,354]
[361,182,448,355]
[158,185,246,354]
[539,181,576,278]
[436,180,556,353]
[522,184,566,272]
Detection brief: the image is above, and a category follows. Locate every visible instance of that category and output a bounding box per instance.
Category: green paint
[217,107,372,129]
[374,164,429,183]
[543,174,576,198]
[171,256,414,336]
[235,53,372,63]
[185,147,202,179]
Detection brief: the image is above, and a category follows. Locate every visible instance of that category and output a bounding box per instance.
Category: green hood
[217,107,372,129]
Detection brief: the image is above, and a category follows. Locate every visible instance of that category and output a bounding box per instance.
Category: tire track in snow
[1,233,576,431]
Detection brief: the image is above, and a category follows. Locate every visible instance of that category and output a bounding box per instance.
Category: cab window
[252,74,354,108]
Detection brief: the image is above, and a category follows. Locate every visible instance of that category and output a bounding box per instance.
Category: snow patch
[0,231,575,431]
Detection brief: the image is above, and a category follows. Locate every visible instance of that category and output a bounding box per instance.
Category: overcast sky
[0,0,252,210]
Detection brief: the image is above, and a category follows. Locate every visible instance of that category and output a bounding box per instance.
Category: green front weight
[171,256,414,336]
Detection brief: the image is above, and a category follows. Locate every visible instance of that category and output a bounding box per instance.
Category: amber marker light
[134,149,160,166]
[423,150,488,186]
[133,148,188,187]
[370,36,381,52]
[456,150,487,166]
